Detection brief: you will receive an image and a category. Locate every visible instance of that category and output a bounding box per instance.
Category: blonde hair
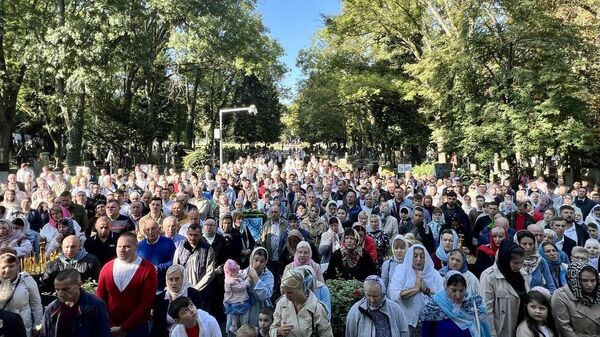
[236,325,257,337]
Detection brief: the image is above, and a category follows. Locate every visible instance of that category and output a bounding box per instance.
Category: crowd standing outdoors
[0,152,599,337]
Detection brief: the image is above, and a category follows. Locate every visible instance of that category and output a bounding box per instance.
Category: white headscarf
[390,244,444,327]
[165,264,193,300]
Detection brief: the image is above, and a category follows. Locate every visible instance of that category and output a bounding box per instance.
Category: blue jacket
[528,258,557,294]
[41,289,111,337]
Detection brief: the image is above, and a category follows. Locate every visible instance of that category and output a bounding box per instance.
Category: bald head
[62,235,81,259]
[527,224,544,243]
[495,217,509,230]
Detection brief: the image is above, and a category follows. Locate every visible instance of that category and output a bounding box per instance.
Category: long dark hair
[520,290,558,337]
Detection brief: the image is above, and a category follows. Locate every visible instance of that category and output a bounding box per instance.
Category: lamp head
[249,104,258,115]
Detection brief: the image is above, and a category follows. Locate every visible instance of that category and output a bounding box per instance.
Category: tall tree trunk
[185,71,201,148]
[66,90,85,166]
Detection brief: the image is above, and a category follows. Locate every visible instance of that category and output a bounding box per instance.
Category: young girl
[381,235,410,290]
[516,288,558,337]
[223,259,251,334]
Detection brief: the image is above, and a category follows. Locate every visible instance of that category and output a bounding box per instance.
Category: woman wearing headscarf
[0,251,43,337]
[539,242,568,288]
[387,244,444,336]
[283,241,325,285]
[381,235,410,291]
[352,222,378,265]
[431,229,458,270]
[514,230,556,293]
[440,249,480,295]
[421,271,491,337]
[479,240,528,337]
[0,219,32,258]
[320,200,338,224]
[474,225,506,278]
[270,269,333,337]
[9,217,39,258]
[300,204,327,246]
[44,218,86,258]
[324,228,376,281]
[378,202,399,244]
[551,262,600,336]
[367,214,390,268]
[346,275,410,337]
[244,247,274,326]
[296,264,332,319]
[318,216,344,265]
[151,264,206,337]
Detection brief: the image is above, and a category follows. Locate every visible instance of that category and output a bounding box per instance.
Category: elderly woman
[346,275,410,337]
[0,251,43,337]
[421,271,491,337]
[388,244,444,336]
[514,230,556,293]
[431,229,458,270]
[244,247,274,326]
[551,262,600,336]
[0,219,32,257]
[270,269,332,337]
[539,242,568,288]
[283,241,324,284]
[480,240,529,337]
[151,264,206,337]
[324,228,376,281]
[296,265,332,319]
[440,249,480,295]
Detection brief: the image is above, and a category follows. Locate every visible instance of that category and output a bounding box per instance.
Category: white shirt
[564,224,578,244]
[113,257,142,292]
[555,236,565,251]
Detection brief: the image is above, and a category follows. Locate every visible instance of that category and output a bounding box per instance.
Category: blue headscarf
[439,248,468,276]
[435,229,459,263]
[431,271,491,337]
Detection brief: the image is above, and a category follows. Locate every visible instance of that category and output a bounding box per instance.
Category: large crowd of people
[0,152,599,337]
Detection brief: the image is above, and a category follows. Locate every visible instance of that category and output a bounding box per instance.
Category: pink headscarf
[293,241,314,267]
[49,206,72,228]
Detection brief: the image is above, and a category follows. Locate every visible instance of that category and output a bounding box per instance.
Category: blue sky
[256,0,341,100]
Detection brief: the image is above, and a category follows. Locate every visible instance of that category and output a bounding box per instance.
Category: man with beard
[574,186,597,219]
[472,201,499,245]
[560,204,590,246]
[440,191,469,230]
[61,191,89,232]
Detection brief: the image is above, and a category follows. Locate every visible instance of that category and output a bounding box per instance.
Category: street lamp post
[216,105,257,165]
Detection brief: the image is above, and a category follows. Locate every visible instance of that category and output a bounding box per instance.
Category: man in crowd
[560,204,590,246]
[41,235,102,292]
[163,215,186,245]
[552,216,577,258]
[61,191,89,232]
[173,223,215,292]
[41,269,111,337]
[97,232,157,337]
[105,199,136,235]
[137,218,175,290]
[84,216,119,265]
[574,186,596,219]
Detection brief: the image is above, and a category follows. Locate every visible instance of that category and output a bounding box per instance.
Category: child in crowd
[223,259,252,334]
[427,207,445,246]
[257,307,273,337]
[236,325,257,337]
[398,207,412,233]
[584,238,599,269]
[588,223,599,240]
[168,297,221,337]
[516,288,558,337]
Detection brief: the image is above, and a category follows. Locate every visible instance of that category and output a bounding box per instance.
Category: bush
[326,279,363,336]
[412,161,435,178]
[182,147,210,172]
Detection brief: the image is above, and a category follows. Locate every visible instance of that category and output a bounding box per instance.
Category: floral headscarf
[340,228,362,269]
[0,219,25,249]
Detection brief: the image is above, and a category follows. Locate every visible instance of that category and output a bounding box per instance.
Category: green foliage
[412,162,435,178]
[325,278,364,336]
[290,0,600,175]
[182,147,210,172]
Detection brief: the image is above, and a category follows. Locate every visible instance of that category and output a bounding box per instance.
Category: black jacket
[0,309,26,337]
[40,253,102,293]
[324,249,376,281]
[41,289,111,337]
[83,232,119,266]
[150,288,207,337]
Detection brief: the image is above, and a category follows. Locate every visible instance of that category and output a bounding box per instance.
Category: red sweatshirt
[96,258,158,332]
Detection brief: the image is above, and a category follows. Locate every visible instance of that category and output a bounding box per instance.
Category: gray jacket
[345,298,409,337]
